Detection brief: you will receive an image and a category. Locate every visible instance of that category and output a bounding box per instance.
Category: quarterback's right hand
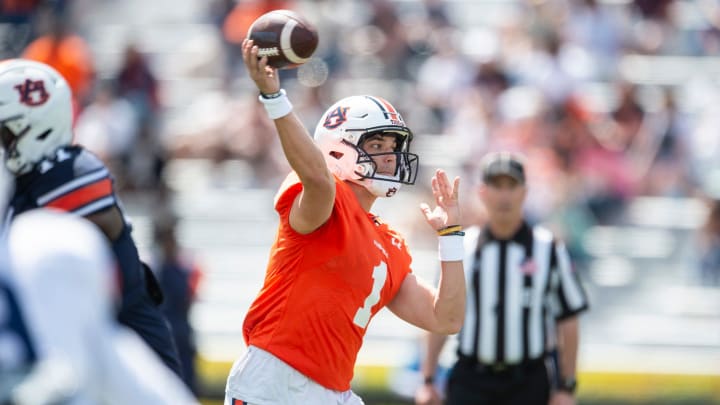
[415,383,442,405]
[242,39,280,95]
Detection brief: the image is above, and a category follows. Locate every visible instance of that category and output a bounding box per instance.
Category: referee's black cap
[481,151,526,184]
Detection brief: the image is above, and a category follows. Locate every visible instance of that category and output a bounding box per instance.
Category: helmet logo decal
[385,187,397,197]
[14,79,49,106]
[323,106,349,129]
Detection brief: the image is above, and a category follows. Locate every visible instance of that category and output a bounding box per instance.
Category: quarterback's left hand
[420,169,461,230]
[550,391,575,405]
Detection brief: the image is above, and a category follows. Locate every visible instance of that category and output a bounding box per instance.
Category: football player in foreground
[224,39,467,404]
[3,210,199,404]
[0,161,196,404]
[0,59,181,374]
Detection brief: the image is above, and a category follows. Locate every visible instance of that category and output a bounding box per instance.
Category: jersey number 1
[353,262,387,329]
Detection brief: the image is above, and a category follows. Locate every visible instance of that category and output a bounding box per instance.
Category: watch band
[559,377,577,394]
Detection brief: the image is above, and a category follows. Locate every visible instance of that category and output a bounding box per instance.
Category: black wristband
[260,90,283,99]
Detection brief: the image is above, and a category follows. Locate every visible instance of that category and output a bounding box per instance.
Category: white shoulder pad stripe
[71,196,116,217]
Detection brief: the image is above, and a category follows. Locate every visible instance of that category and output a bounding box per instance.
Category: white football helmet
[313,95,419,198]
[0,59,73,175]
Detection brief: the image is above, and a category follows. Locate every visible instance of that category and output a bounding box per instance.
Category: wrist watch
[558,377,577,394]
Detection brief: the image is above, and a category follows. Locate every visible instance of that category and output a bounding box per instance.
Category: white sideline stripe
[281,19,309,64]
[37,169,109,205]
[72,196,115,217]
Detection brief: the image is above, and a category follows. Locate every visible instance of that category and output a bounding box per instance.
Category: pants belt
[456,355,545,375]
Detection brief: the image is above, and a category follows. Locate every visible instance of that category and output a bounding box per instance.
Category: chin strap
[363,177,402,198]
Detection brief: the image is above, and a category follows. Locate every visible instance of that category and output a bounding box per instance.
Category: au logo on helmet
[14,79,49,106]
[323,106,349,129]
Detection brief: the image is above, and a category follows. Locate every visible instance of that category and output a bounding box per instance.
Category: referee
[415,152,589,405]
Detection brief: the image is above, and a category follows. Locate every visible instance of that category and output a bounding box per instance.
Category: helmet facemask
[1,123,35,175]
[349,129,418,197]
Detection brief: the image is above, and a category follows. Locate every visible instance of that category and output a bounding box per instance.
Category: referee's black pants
[444,356,550,405]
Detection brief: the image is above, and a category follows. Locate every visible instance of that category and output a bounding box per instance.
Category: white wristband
[438,234,464,262]
[258,89,293,120]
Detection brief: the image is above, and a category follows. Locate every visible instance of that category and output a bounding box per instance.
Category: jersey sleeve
[273,172,344,228]
[549,240,590,320]
[34,149,116,216]
[274,172,304,219]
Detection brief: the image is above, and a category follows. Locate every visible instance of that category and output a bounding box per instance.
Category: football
[247,9,319,70]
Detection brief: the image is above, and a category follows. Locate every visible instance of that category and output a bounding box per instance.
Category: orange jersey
[242,173,413,391]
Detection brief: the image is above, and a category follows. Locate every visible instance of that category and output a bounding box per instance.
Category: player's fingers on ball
[258,55,268,70]
[249,46,259,68]
[241,42,251,61]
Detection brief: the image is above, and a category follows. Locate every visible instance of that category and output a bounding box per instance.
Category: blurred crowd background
[2,0,720,404]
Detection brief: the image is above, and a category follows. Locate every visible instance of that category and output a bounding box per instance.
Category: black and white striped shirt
[457,222,589,365]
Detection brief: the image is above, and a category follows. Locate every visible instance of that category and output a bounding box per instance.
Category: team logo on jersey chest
[14,79,49,106]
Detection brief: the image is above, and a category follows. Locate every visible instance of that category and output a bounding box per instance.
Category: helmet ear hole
[36,129,51,140]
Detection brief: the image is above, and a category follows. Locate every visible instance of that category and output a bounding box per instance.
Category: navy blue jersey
[7,145,181,375]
